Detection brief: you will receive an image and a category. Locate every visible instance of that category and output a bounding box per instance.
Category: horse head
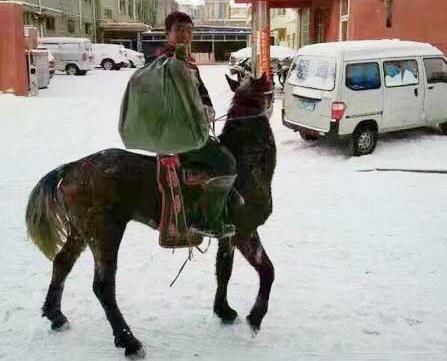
[225,73,273,118]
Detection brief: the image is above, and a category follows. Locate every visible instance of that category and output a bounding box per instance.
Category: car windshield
[288,56,336,91]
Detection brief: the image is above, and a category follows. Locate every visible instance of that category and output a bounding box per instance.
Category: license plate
[298,98,316,112]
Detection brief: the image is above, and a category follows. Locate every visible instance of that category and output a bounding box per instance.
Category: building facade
[2,0,172,48]
[237,0,447,54]
[154,0,178,27]
[270,8,300,49]
[202,0,248,27]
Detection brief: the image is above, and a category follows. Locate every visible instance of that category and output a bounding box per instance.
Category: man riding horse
[154,11,237,239]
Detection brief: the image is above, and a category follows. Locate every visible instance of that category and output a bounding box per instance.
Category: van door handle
[414,88,418,97]
[428,86,434,90]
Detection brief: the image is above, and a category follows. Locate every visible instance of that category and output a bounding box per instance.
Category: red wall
[0,3,27,96]
[349,0,447,54]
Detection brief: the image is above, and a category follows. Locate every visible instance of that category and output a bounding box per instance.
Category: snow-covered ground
[1,66,447,361]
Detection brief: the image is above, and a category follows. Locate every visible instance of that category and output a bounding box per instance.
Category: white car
[125,48,145,68]
[282,40,447,156]
[39,37,95,75]
[92,43,129,70]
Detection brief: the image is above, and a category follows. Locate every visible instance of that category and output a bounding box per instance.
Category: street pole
[257,0,270,80]
[250,2,258,77]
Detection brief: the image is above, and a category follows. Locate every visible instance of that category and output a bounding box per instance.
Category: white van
[39,37,94,76]
[124,48,145,68]
[282,40,447,156]
[92,43,129,70]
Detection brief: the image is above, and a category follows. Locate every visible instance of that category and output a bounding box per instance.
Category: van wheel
[300,131,318,141]
[439,122,447,135]
[101,59,115,70]
[66,64,79,76]
[350,125,378,156]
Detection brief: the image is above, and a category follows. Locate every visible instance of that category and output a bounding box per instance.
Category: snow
[231,45,297,60]
[1,66,447,361]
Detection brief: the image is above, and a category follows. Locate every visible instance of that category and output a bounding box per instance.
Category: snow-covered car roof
[297,40,443,61]
[231,45,297,60]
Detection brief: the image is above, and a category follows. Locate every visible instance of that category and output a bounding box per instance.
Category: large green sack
[119,51,209,154]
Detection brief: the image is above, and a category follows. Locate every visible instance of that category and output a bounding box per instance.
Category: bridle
[210,90,273,124]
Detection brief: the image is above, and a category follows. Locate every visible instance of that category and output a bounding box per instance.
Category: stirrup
[190,223,236,239]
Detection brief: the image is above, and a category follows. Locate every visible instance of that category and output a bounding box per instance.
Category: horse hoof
[214,305,238,324]
[51,314,70,331]
[52,320,70,332]
[246,314,261,334]
[125,345,146,360]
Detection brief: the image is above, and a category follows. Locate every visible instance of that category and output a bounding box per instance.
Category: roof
[231,45,296,59]
[40,37,91,43]
[297,40,443,60]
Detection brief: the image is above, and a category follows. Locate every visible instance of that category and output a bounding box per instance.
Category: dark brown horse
[26,74,276,358]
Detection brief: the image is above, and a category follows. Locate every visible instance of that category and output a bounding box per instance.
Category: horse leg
[90,221,144,359]
[214,237,238,323]
[235,231,274,332]
[42,233,84,330]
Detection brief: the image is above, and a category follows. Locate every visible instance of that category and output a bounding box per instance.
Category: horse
[25,73,277,358]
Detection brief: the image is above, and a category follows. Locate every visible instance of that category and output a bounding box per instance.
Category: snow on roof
[231,45,296,59]
[39,37,92,43]
[297,40,443,60]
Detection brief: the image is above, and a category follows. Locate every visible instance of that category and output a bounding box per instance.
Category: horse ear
[225,74,240,92]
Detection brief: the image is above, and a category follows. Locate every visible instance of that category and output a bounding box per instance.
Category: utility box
[32,49,50,89]
[0,3,28,96]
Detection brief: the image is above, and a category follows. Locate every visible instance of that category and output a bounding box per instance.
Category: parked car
[38,37,94,76]
[92,43,129,70]
[229,45,296,86]
[124,48,145,68]
[229,45,296,66]
[282,40,447,156]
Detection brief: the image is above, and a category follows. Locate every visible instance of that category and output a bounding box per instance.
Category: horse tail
[26,165,70,261]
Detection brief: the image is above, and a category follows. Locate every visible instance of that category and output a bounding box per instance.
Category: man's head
[165,11,194,45]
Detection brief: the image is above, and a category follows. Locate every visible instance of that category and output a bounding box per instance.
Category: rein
[212,112,266,123]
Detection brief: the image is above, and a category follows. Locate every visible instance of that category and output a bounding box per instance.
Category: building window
[120,0,126,15]
[346,63,381,91]
[128,1,133,18]
[277,9,286,16]
[340,0,349,41]
[67,19,75,33]
[218,3,225,19]
[300,8,310,47]
[341,0,349,16]
[136,3,141,18]
[315,9,326,43]
[84,22,91,35]
[45,16,55,30]
[385,0,393,28]
[104,8,112,19]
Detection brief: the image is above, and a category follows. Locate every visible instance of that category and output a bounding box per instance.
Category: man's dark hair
[165,11,194,32]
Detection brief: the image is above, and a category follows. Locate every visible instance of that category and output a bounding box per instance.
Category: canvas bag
[119,47,209,154]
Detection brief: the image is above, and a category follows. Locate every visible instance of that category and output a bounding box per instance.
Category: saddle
[157,155,208,249]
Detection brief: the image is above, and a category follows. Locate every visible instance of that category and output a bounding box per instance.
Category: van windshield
[288,56,336,91]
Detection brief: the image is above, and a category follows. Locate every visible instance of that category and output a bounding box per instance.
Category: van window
[288,56,336,91]
[346,62,381,91]
[424,58,447,84]
[384,60,419,87]
[63,43,80,53]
